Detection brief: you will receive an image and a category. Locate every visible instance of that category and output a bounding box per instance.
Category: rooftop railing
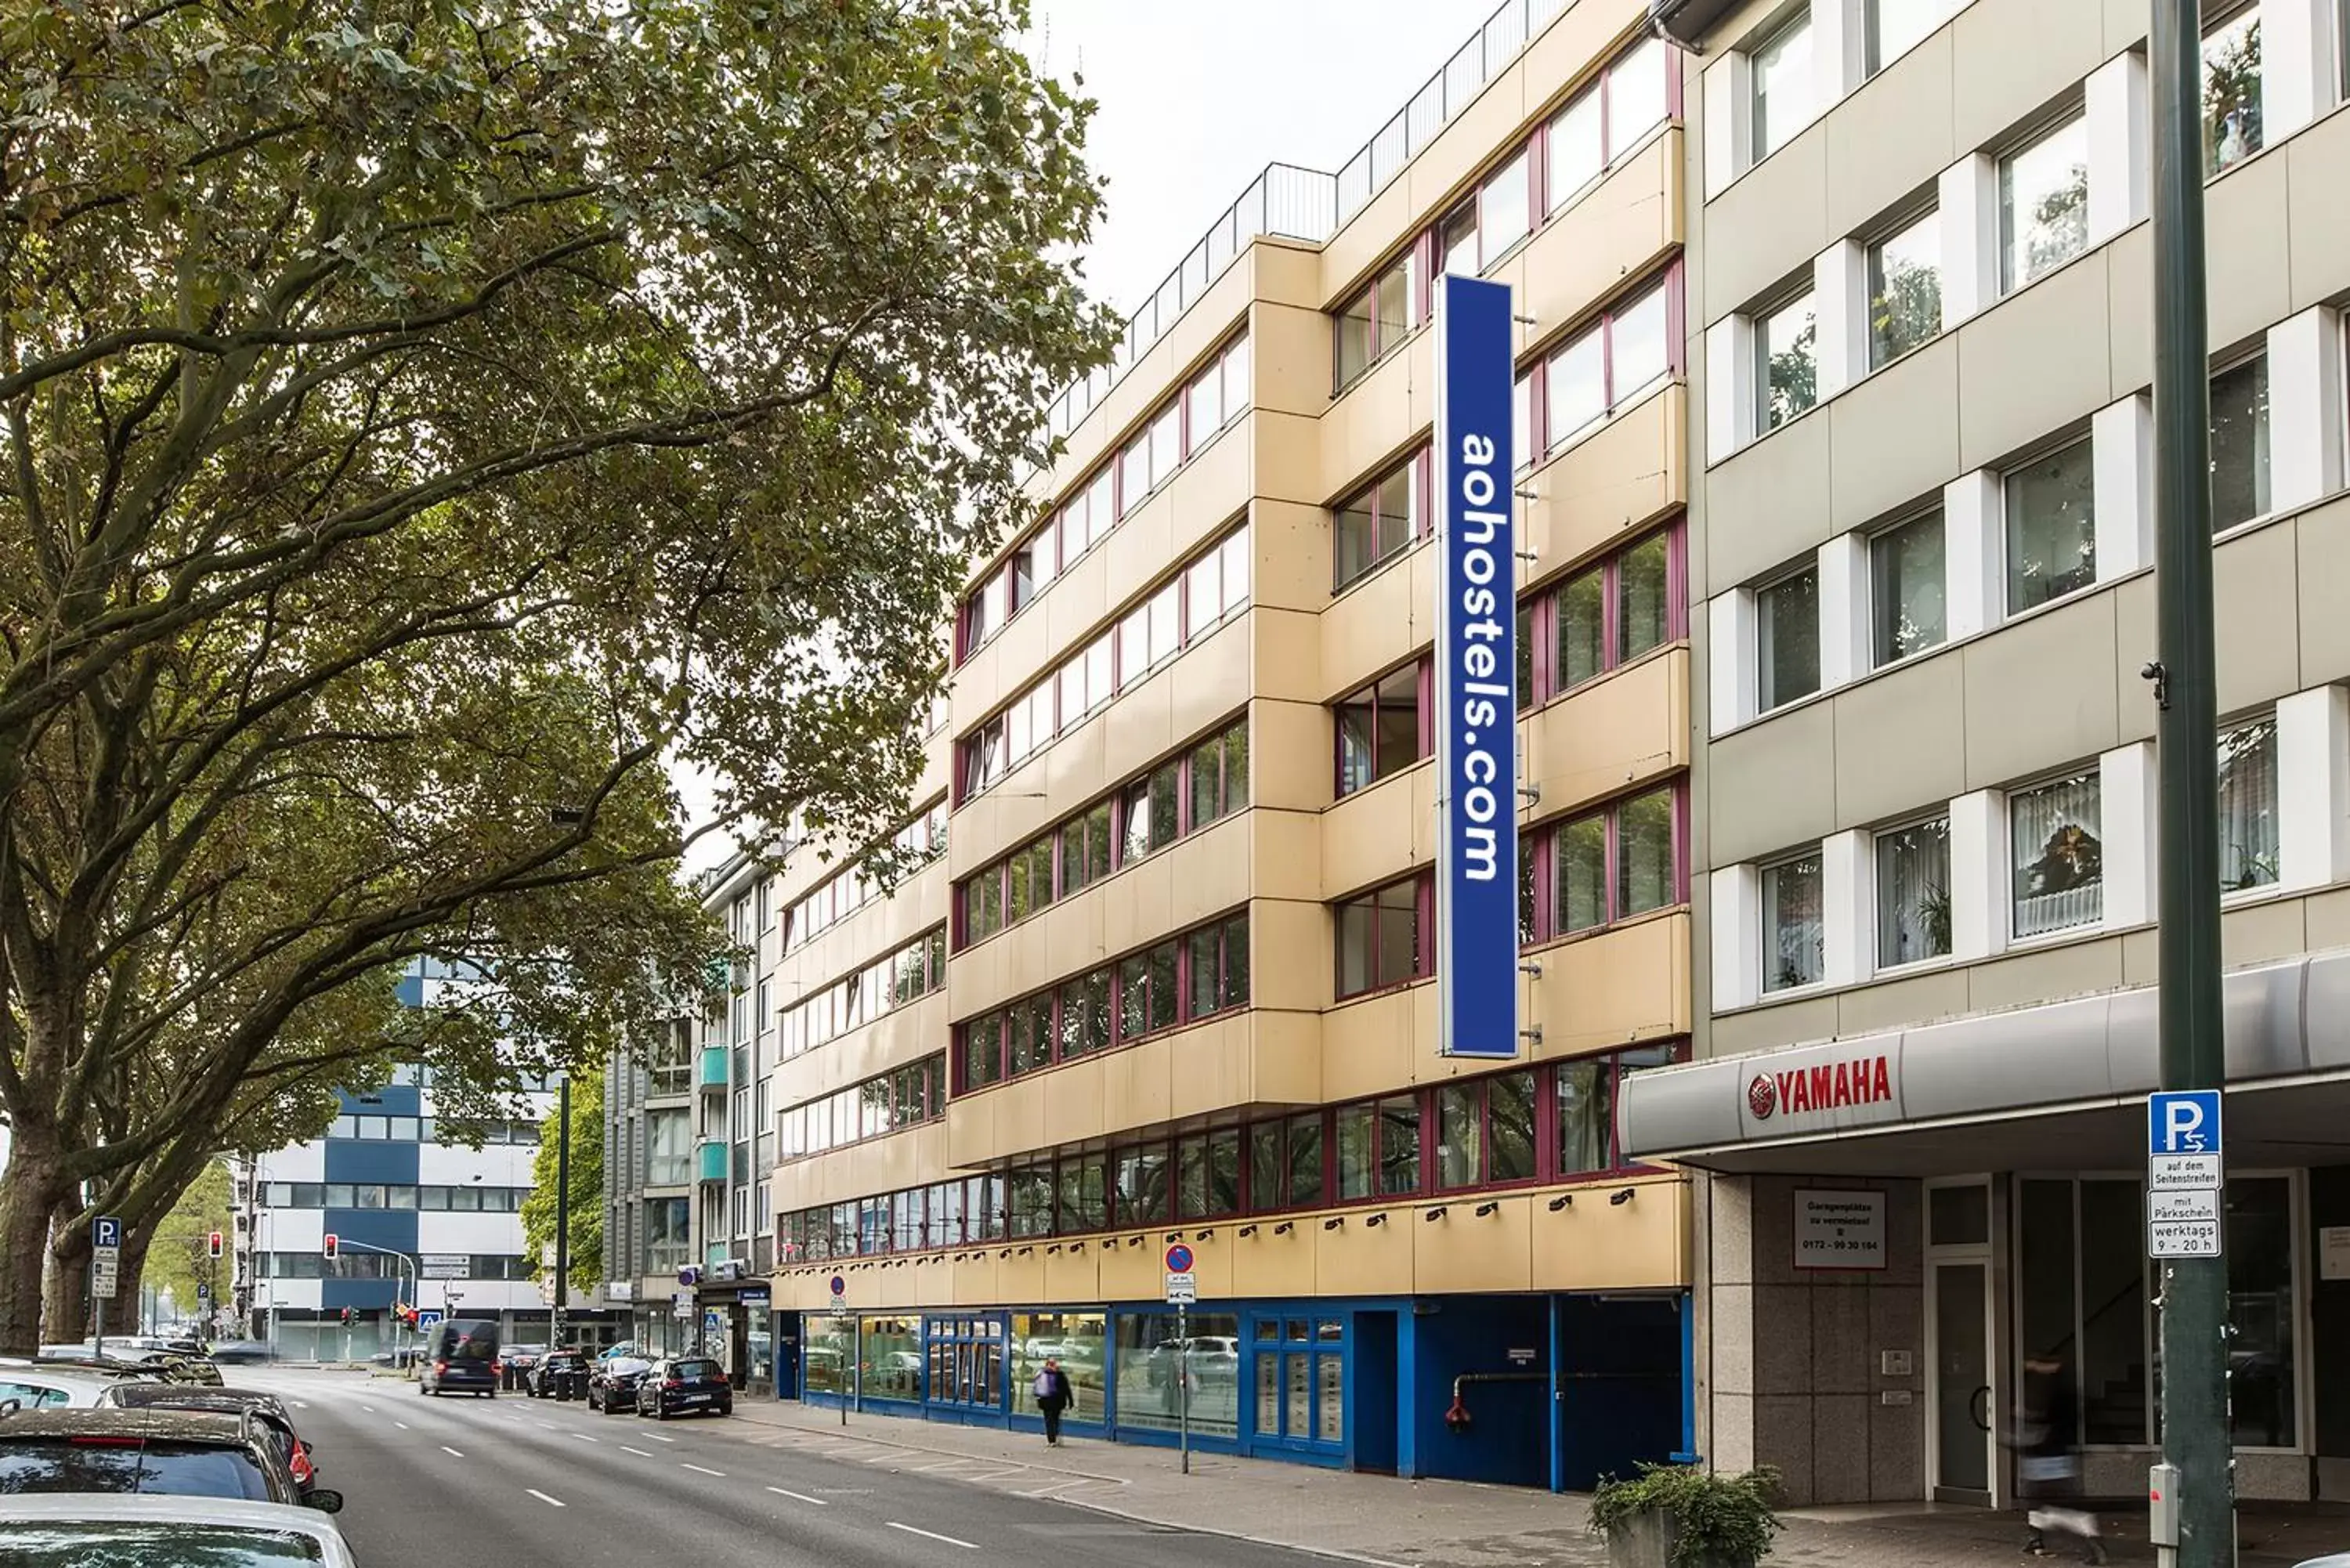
[1036,0,1574,462]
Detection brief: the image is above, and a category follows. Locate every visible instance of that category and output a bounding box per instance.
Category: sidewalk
[725,1399,2350,1568]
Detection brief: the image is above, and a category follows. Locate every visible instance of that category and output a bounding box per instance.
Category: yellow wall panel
[1529,912,1692,1060]
[1525,385,1685,579]
[1412,1196,1535,1292]
[1521,647,1688,820]
[1312,1212,1416,1295]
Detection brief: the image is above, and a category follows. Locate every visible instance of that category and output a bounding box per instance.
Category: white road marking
[534,1421,557,1430]
[291,1401,309,1410]
[645,1433,676,1443]
[620,1446,655,1458]
[767,1487,828,1506]
[440,1446,465,1458]
[393,1422,410,1430]
[526,1489,566,1508]
[570,1433,599,1443]
[681,1462,726,1477]
[360,1404,376,1413]
[887,1523,978,1550]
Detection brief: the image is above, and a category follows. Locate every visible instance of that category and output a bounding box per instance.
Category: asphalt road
[237,1366,1329,1568]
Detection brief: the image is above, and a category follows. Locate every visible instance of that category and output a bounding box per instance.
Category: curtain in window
[2012,773,2102,938]
[1762,852,1824,990]
[1556,1060,1611,1173]
[1875,818,1951,968]
[2218,719,2279,890]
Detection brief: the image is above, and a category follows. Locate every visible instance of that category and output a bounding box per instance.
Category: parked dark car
[418,1320,500,1398]
[204,1342,276,1366]
[96,1386,322,1498]
[527,1351,588,1400]
[634,1357,732,1420]
[0,1408,339,1513]
[588,1356,650,1415]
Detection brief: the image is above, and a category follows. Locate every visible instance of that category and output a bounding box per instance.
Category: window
[1184,524,1252,642]
[1875,815,1952,967]
[1336,1095,1422,1198]
[1336,255,1417,392]
[1480,150,1531,266]
[1058,969,1112,1059]
[1120,760,1181,864]
[1866,0,1940,73]
[2210,354,2271,530]
[1336,663,1424,795]
[1520,279,1675,457]
[1609,36,1671,159]
[1762,848,1825,992]
[2218,717,2280,891]
[1118,941,1180,1037]
[1437,1070,1539,1189]
[1751,10,1813,162]
[1757,565,1820,712]
[1177,1128,1242,1219]
[1535,783,1685,941]
[1186,912,1251,1020]
[2005,438,2096,613]
[1868,209,1942,368]
[1617,529,1672,666]
[1441,203,1478,278]
[1335,876,1427,999]
[1188,720,1249,830]
[2012,770,2102,938]
[1871,510,1947,666]
[1334,452,1423,589]
[1061,802,1114,895]
[2000,115,2090,294]
[1757,289,1817,432]
[1549,84,1603,211]
[2203,2,2263,175]
[1525,523,1687,704]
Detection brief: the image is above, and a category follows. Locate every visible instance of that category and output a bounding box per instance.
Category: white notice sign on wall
[1794,1189,1888,1271]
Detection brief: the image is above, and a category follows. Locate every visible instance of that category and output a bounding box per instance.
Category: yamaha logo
[1748,1074,1777,1120]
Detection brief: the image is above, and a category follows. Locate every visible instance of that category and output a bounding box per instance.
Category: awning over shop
[1618,951,2350,1176]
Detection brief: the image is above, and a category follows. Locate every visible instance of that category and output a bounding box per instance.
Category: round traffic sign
[829,1274,846,1299]
[1164,1242,1194,1273]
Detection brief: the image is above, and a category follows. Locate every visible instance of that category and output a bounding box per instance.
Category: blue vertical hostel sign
[1433,272,1520,1059]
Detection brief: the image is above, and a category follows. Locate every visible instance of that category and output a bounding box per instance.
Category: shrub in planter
[1588,1462,1783,1568]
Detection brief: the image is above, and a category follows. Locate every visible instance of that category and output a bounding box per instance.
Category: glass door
[1926,1178,1995,1505]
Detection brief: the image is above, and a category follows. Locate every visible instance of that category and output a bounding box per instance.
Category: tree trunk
[100,1227,156,1339]
[44,1192,89,1346]
[0,1129,67,1354]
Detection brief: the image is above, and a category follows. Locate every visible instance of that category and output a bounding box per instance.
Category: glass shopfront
[859,1314,922,1404]
[1113,1310,1242,1440]
[806,1313,854,1397]
[926,1315,1005,1411]
[1251,1314,1347,1451]
[1011,1311,1107,1424]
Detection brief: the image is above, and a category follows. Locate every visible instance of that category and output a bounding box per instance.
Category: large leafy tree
[519,1067,604,1299]
[140,1158,233,1329]
[0,0,1112,1350]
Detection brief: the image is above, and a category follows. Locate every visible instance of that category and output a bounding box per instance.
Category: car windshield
[671,1360,719,1378]
[0,1520,324,1565]
[0,1442,273,1501]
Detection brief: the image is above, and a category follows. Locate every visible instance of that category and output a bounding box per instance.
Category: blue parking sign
[2148,1089,2223,1155]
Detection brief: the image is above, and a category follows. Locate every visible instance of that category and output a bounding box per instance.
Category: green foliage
[520,1071,605,1296]
[1589,1464,1783,1568]
[0,0,1115,1347]
[141,1160,233,1314]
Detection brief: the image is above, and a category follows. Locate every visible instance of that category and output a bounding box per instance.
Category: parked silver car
[0,1492,356,1566]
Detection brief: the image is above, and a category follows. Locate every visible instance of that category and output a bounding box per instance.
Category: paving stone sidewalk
[725,1399,2349,1568]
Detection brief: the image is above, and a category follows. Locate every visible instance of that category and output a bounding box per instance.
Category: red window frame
[1333,245,1430,395]
[1520,779,1691,945]
[1332,658,1432,797]
[1332,447,1431,591]
[1332,874,1434,1001]
[1519,518,1688,706]
[1516,262,1684,464]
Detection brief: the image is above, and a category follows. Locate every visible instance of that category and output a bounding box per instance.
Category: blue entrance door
[1246,1313,1347,1460]
[923,1313,1007,1422]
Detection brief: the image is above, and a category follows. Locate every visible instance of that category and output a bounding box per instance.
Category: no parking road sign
[1163,1242,1196,1304]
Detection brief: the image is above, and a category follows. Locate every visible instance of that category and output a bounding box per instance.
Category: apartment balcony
[695,1139,728,1183]
[696,1046,728,1093]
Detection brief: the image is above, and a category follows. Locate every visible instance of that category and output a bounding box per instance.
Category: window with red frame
[956,526,1249,803]
[783,1046,1690,1258]
[1335,660,1427,796]
[1546,35,1673,215]
[957,717,1248,946]
[1334,876,1429,999]
[1520,522,1687,706]
[1334,251,1419,393]
[1333,450,1426,590]
[1520,780,1688,944]
[1119,333,1253,519]
[954,909,1252,1089]
[776,1053,945,1163]
[1512,270,1678,471]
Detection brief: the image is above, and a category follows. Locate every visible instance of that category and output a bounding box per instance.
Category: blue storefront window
[924,1315,1006,1414]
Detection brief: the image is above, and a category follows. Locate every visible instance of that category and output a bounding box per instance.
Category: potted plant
[1589,1463,1783,1568]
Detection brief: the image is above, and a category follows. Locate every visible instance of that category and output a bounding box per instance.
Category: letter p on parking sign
[2148,1089,2222,1156]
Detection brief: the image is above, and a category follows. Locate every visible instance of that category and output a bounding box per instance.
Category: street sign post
[416,1310,444,1329]
[91,1215,123,1355]
[1163,1243,1196,1474]
[2149,1090,2225,1259]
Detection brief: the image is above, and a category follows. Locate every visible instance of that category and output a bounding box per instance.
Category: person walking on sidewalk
[2012,1354,2106,1564]
[1032,1357,1074,1447]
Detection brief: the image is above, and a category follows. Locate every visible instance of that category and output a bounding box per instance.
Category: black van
[418,1321,500,1397]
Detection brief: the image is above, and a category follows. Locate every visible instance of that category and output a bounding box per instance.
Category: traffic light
[340,1306,353,1328]
[321,1233,338,1261]
[207,1230,224,1259]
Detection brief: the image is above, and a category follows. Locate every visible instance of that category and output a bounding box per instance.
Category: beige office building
[678,0,1702,1490]
[1625,0,2350,1509]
